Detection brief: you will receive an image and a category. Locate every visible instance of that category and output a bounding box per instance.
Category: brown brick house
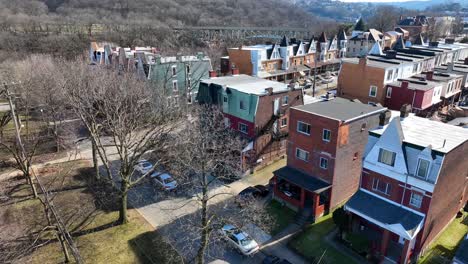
[271,97,386,220]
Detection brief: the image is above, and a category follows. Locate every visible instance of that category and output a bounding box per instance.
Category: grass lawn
[289,213,359,264]
[266,200,297,235]
[1,160,182,264]
[418,211,468,264]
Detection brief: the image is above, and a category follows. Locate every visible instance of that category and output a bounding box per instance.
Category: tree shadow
[129,230,184,264]
[71,220,120,238]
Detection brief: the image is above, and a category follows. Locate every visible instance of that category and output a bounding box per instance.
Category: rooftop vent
[429,41,439,47]
[400,104,411,119]
[379,110,392,127]
[386,50,398,59]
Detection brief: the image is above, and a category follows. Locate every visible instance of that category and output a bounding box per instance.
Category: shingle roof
[274,166,331,193]
[318,32,327,43]
[280,36,288,47]
[346,190,424,237]
[338,30,347,41]
[292,97,386,122]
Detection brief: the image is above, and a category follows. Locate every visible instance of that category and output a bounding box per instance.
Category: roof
[342,52,428,69]
[413,72,463,82]
[274,166,331,193]
[201,74,291,96]
[368,29,382,42]
[318,32,327,43]
[454,235,468,264]
[388,78,439,91]
[338,30,347,41]
[292,97,386,122]
[370,111,468,153]
[346,190,424,238]
[280,36,288,47]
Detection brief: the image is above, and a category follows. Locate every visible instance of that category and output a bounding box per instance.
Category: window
[297,121,311,135]
[353,152,359,160]
[223,96,228,103]
[282,96,289,105]
[416,159,430,179]
[322,129,331,142]
[369,86,377,97]
[378,148,396,166]
[410,192,423,208]
[239,100,246,110]
[296,148,309,161]
[320,157,328,169]
[186,65,191,74]
[238,123,248,134]
[281,118,287,127]
[386,70,393,81]
[172,65,177,76]
[412,64,418,73]
[187,92,192,104]
[172,80,178,92]
[386,87,392,98]
[361,123,367,132]
[372,178,392,195]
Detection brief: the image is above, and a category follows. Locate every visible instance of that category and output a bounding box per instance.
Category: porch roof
[345,190,424,240]
[274,166,331,193]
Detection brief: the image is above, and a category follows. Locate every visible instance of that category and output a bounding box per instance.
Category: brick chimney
[265,87,273,95]
[379,110,392,127]
[209,70,217,78]
[359,56,367,66]
[400,104,411,118]
[231,68,240,75]
[426,71,434,81]
[401,81,409,89]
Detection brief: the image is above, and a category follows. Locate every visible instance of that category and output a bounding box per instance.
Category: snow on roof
[371,111,468,153]
[202,74,292,95]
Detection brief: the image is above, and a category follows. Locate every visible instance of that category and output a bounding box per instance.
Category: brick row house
[271,97,386,219]
[344,108,468,263]
[197,74,303,170]
[221,32,346,81]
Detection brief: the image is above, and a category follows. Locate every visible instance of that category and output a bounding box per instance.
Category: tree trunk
[91,140,100,180]
[118,181,129,225]
[57,232,70,263]
[196,176,209,264]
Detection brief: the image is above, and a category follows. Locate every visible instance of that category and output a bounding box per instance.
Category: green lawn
[418,211,468,264]
[266,200,297,235]
[289,213,359,264]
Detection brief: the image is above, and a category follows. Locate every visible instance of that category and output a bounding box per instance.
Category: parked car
[220,224,259,255]
[151,172,177,191]
[134,160,153,174]
[262,255,292,264]
[236,185,269,206]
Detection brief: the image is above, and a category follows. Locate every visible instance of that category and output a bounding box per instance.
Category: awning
[345,190,425,240]
[274,166,331,193]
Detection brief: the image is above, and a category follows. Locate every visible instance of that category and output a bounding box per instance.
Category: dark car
[253,185,269,197]
[262,255,292,264]
[236,186,269,206]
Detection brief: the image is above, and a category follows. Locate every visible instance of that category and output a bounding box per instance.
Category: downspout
[411,90,416,111]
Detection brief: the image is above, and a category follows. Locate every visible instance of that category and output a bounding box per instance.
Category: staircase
[295,208,313,226]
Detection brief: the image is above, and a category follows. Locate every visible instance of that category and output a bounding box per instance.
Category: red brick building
[271,97,386,219]
[345,108,468,263]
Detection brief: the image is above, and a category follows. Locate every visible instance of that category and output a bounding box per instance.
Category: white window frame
[281,118,287,127]
[319,157,328,169]
[223,96,228,103]
[238,123,248,134]
[369,85,377,97]
[322,129,331,142]
[409,192,423,208]
[297,121,311,135]
[372,178,391,195]
[186,64,191,75]
[378,148,396,167]
[187,92,192,104]
[386,87,392,98]
[296,148,309,162]
[416,158,431,179]
[282,95,289,106]
[172,65,177,76]
[187,78,192,89]
[386,70,393,81]
[172,80,178,92]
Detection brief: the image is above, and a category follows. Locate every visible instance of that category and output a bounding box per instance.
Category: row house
[385,71,463,114]
[396,15,429,39]
[272,97,386,219]
[196,74,303,170]
[345,108,468,263]
[89,42,212,105]
[436,58,468,89]
[221,33,346,81]
[346,29,383,58]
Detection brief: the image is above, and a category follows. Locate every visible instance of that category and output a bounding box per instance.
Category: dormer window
[172,65,177,76]
[378,148,396,167]
[416,158,430,179]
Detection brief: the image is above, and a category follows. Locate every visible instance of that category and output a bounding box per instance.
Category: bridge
[172,26,313,40]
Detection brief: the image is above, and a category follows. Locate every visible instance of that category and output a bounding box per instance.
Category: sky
[336,0,428,2]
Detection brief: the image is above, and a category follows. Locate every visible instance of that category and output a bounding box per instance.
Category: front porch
[272,166,331,221]
[344,190,425,264]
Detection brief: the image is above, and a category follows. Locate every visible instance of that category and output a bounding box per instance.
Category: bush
[346,232,369,254]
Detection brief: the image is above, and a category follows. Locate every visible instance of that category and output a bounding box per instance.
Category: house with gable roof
[345,107,468,263]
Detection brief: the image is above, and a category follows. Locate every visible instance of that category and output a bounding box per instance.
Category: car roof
[159,173,173,180]
[222,224,236,231]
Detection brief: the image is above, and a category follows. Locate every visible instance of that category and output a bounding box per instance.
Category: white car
[151,172,177,191]
[220,224,259,256]
[134,160,153,174]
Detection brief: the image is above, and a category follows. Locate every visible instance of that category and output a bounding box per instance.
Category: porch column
[314,193,320,216]
[380,229,390,257]
[400,239,411,264]
[300,188,305,208]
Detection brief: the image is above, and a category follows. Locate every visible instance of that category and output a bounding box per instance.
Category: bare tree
[66,61,181,224]
[368,5,400,32]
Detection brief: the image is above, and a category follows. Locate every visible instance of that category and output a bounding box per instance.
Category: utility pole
[1,82,84,264]
[312,54,317,97]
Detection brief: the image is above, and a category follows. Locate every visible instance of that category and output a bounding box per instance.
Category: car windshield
[163,177,174,183]
[240,236,253,246]
[141,162,152,168]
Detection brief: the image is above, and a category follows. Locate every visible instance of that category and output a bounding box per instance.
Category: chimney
[400,104,411,119]
[265,87,273,95]
[379,110,392,127]
[209,70,217,78]
[429,41,439,48]
[231,68,240,75]
[464,57,468,65]
[447,62,454,71]
[401,81,409,89]
[425,71,434,80]
[386,50,397,59]
[445,38,455,44]
[359,56,367,66]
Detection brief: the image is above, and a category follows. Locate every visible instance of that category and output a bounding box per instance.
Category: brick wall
[227,49,253,75]
[338,61,386,105]
[418,142,468,253]
[224,112,255,138]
